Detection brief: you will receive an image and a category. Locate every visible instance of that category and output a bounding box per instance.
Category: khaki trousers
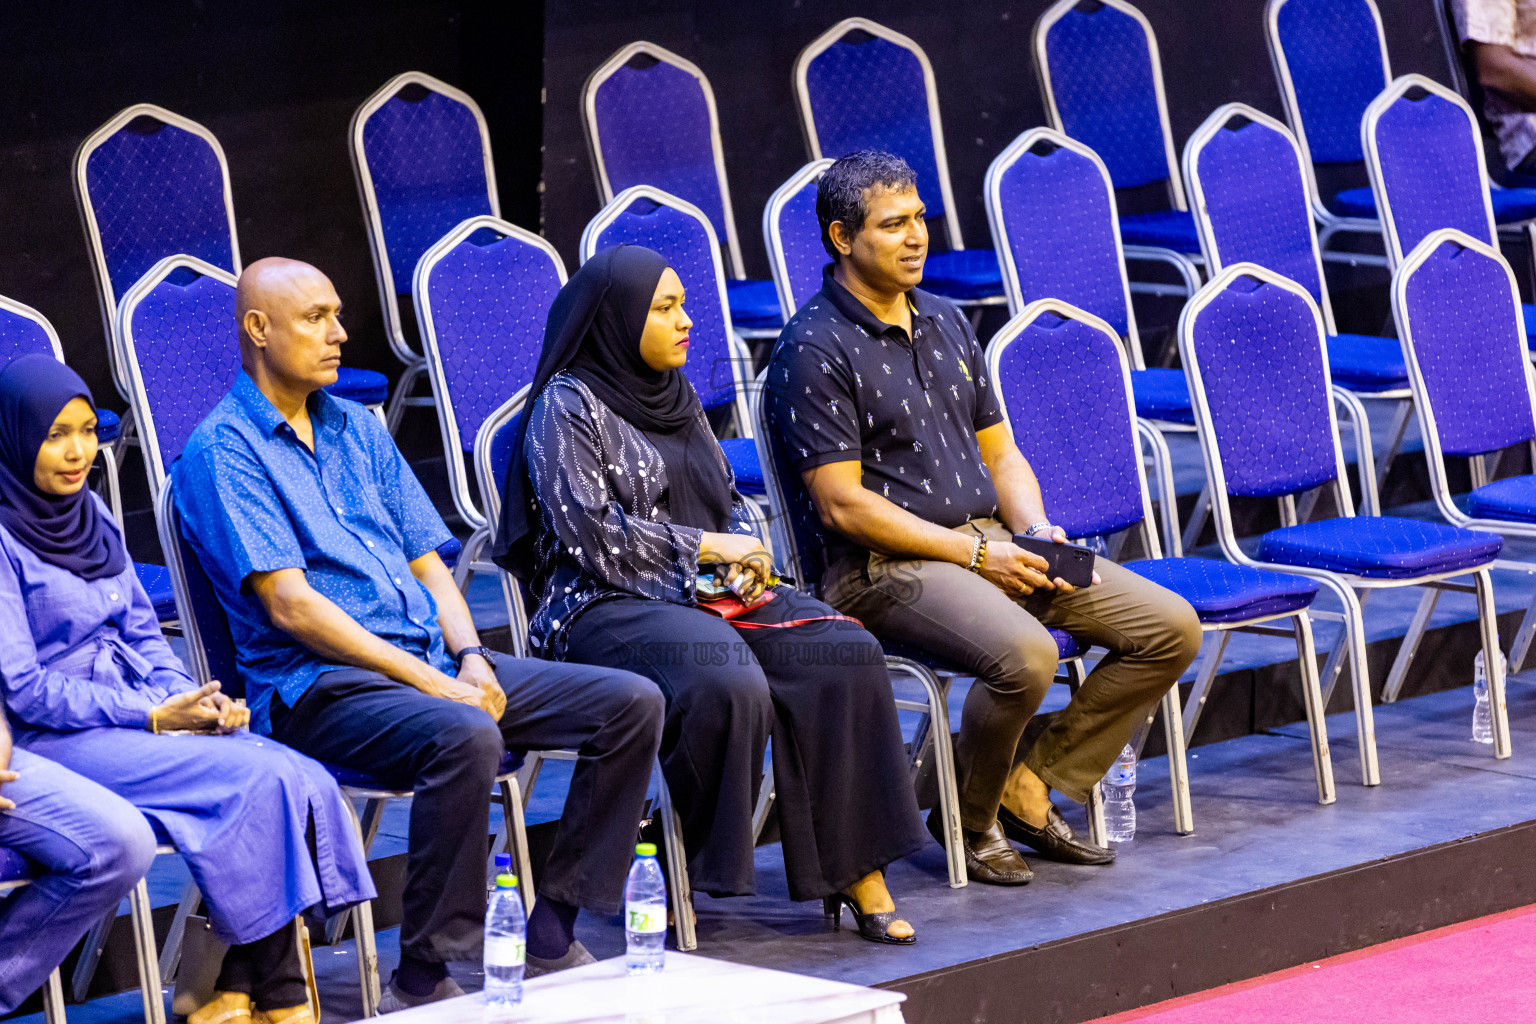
[825,518,1201,826]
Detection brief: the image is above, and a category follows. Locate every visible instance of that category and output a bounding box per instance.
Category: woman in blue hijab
[0,355,375,1024]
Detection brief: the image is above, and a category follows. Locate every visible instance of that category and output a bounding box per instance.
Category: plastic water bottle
[483,871,525,1013]
[1472,650,1504,745]
[624,843,667,975]
[1103,744,1137,842]
[488,852,511,896]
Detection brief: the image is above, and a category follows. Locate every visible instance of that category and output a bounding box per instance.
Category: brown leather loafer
[926,811,1033,886]
[998,805,1115,865]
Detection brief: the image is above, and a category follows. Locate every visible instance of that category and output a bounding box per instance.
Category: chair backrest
[584,42,745,278]
[156,478,239,691]
[752,374,822,591]
[472,393,534,655]
[1179,263,1351,535]
[1364,74,1496,267]
[413,216,567,529]
[794,17,964,248]
[986,300,1157,545]
[763,159,833,323]
[984,128,1141,360]
[116,256,241,495]
[0,296,65,367]
[1393,229,1536,474]
[580,186,749,423]
[1265,0,1391,177]
[74,104,239,394]
[1032,0,1184,202]
[351,72,499,365]
[1184,104,1338,333]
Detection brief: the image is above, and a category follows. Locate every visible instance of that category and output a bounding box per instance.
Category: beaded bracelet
[967,535,988,573]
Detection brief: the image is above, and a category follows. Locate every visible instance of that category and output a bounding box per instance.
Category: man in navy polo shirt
[766,152,1200,885]
[173,258,663,1004]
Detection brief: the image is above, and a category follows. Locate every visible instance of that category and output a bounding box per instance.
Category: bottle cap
[635,842,657,857]
[494,852,512,870]
[494,873,518,889]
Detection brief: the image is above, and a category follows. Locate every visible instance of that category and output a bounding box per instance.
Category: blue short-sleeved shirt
[172,372,455,733]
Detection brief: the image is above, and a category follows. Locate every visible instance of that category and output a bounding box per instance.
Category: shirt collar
[231,370,348,439]
[819,264,941,339]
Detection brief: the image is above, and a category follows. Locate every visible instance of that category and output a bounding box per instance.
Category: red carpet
[1089,905,1536,1023]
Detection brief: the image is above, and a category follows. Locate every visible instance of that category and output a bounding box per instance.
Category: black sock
[394,954,447,997]
[525,895,580,961]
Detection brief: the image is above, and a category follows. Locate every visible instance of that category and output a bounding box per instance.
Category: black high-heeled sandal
[822,892,917,945]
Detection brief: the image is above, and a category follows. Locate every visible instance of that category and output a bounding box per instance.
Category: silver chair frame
[983,127,1194,557]
[1,877,68,1024]
[580,185,756,441]
[1183,103,1395,508]
[761,158,834,324]
[1391,227,1536,683]
[989,299,1335,819]
[793,17,1006,312]
[73,104,242,462]
[582,41,775,339]
[1032,0,1204,300]
[350,71,499,432]
[1181,262,1511,787]
[1434,0,1472,101]
[470,398,701,951]
[413,215,568,597]
[0,294,122,524]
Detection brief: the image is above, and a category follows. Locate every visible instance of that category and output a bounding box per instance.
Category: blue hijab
[0,355,126,581]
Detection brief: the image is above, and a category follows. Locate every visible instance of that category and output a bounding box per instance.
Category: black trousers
[565,588,925,902]
[269,659,663,962]
[215,925,305,1010]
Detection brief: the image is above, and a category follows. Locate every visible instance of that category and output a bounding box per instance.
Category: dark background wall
[0,0,1457,433]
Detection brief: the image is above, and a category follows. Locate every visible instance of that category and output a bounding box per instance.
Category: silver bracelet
[1024,521,1054,537]
[966,535,983,572]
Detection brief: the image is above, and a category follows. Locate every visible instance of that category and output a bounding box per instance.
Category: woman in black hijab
[496,245,926,943]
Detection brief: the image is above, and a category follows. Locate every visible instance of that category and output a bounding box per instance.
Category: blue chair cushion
[136,562,178,621]
[96,408,121,445]
[1122,557,1320,624]
[1118,210,1201,253]
[718,437,764,495]
[921,249,1004,303]
[1130,367,1194,424]
[726,278,784,331]
[0,847,33,883]
[883,628,1082,667]
[1522,305,1536,351]
[1331,186,1536,224]
[324,367,391,407]
[1257,516,1502,580]
[326,749,524,790]
[1326,333,1408,392]
[1467,474,1536,524]
[1330,187,1376,219]
[437,537,463,569]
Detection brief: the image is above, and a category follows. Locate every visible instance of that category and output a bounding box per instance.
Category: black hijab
[492,244,734,577]
[0,355,127,581]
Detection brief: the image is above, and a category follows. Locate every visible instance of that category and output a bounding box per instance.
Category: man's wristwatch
[1024,521,1055,538]
[453,645,499,670]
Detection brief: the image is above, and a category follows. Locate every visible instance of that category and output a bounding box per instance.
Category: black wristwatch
[454,645,499,670]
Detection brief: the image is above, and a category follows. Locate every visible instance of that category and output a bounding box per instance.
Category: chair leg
[129,879,166,1024]
[384,362,426,434]
[157,879,202,984]
[888,657,966,888]
[750,764,776,844]
[113,409,137,469]
[453,526,488,593]
[328,797,386,946]
[1318,578,1379,786]
[1374,399,1414,494]
[1318,588,1372,710]
[1061,659,1110,848]
[655,769,697,952]
[1159,685,1194,836]
[337,797,381,1017]
[1180,630,1230,742]
[496,778,536,916]
[1292,612,1336,805]
[42,968,65,1024]
[1474,569,1513,760]
[1382,588,1439,704]
[1180,485,1211,553]
[70,910,115,1002]
[1510,590,1536,674]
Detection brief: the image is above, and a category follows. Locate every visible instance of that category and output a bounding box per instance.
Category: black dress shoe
[998,805,1115,865]
[926,810,1033,885]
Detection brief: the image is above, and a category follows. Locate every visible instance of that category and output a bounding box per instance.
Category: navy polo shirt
[172,372,456,734]
[766,267,1003,567]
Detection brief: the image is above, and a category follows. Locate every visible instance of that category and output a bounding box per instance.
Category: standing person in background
[497,244,926,944]
[766,152,1202,886]
[1452,0,1536,175]
[174,258,664,1004]
[0,355,374,1024]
